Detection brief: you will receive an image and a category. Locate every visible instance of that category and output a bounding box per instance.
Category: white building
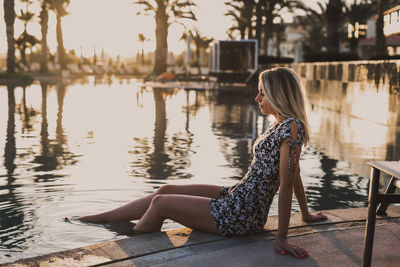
[279,23,307,62]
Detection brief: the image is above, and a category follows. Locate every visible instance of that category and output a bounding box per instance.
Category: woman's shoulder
[280,117,304,129]
[278,117,305,139]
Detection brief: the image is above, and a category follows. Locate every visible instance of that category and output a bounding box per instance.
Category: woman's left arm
[294,172,328,222]
[275,121,308,258]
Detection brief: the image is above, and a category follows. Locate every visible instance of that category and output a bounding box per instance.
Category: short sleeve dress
[210,117,305,236]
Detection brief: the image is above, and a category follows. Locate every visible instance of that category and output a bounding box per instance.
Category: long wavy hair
[259,67,310,145]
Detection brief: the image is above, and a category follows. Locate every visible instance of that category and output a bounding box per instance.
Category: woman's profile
[78,67,328,259]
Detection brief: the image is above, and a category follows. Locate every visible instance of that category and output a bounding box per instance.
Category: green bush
[304,52,359,62]
[0,72,33,85]
[369,54,400,60]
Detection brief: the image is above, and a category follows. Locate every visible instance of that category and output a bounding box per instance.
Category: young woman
[78,67,327,259]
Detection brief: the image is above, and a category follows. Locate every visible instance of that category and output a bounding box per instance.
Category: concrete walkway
[3,206,400,267]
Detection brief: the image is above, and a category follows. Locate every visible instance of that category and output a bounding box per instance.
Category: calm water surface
[0,75,378,263]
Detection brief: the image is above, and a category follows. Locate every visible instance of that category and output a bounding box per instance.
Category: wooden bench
[362,161,400,267]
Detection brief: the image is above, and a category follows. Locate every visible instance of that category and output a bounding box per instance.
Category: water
[0,74,386,263]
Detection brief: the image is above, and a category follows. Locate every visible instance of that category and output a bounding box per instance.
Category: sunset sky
[0,0,319,59]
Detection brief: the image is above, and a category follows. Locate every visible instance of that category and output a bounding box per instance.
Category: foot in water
[64,216,138,236]
[73,215,105,223]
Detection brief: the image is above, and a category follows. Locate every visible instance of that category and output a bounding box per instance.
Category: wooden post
[362,167,380,267]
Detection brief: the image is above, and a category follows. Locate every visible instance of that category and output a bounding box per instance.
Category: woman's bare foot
[77,215,107,223]
[302,212,328,222]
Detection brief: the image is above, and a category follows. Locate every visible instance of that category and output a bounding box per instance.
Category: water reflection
[0,70,394,263]
[294,61,400,178]
[18,86,38,133]
[209,90,258,179]
[130,88,193,181]
[32,82,55,172]
[5,85,16,176]
[32,82,78,175]
[306,152,367,210]
[0,85,25,251]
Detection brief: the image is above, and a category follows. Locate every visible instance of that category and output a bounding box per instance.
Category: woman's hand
[302,212,328,222]
[274,238,309,259]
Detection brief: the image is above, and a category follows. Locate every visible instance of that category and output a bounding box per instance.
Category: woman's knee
[150,194,167,208]
[149,195,170,217]
[156,184,176,195]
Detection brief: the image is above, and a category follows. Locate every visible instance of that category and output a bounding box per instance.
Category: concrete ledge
[3,206,400,267]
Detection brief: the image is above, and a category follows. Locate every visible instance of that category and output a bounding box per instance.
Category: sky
[0,0,320,58]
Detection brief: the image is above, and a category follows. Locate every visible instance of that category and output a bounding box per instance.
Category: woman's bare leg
[134,194,219,234]
[78,184,222,223]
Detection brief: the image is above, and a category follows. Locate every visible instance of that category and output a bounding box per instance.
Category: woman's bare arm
[294,170,328,222]
[275,121,308,258]
[293,172,311,219]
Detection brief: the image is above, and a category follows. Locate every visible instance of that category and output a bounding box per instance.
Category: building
[279,23,307,62]
[358,5,400,57]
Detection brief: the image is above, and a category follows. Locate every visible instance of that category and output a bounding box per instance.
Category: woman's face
[255,80,274,115]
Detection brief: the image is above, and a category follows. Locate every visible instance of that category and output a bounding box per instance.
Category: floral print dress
[210,117,305,236]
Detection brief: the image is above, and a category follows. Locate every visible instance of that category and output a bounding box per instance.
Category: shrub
[0,72,33,85]
[369,54,400,60]
[303,52,359,62]
[258,55,294,64]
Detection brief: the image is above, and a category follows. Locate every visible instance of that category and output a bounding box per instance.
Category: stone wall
[290,60,400,178]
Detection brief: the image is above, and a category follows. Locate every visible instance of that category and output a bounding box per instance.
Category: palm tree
[137,33,149,64]
[301,0,344,54]
[263,0,305,55]
[134,0,197,74]
[49,0,70,70]
[300,4,327,55]
[16,32,39,71]
[39,0,50,73]
[344,0,375,54]
[181,29,213,74]
[3,0,16,73]
[326,0,344,53]
[225,0,255,39]
[255,0,265,46]
[16,3,38,71]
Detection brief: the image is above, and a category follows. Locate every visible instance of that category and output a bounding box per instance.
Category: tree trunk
[255,0,264,50]
[40,3,49,73]
[263,0,274,55]
[154,0,168,74]
[56,12,66,70]
[264,17,273,55]
[20,44,27,70]
[326,0,342,53]
[4,0,16,74]
[196,46,201,74]
[375,0,387,55]
[244,0,255,39]
[240,26,245,39]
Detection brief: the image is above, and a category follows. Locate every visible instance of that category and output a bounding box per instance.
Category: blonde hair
[259,67,310,145]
